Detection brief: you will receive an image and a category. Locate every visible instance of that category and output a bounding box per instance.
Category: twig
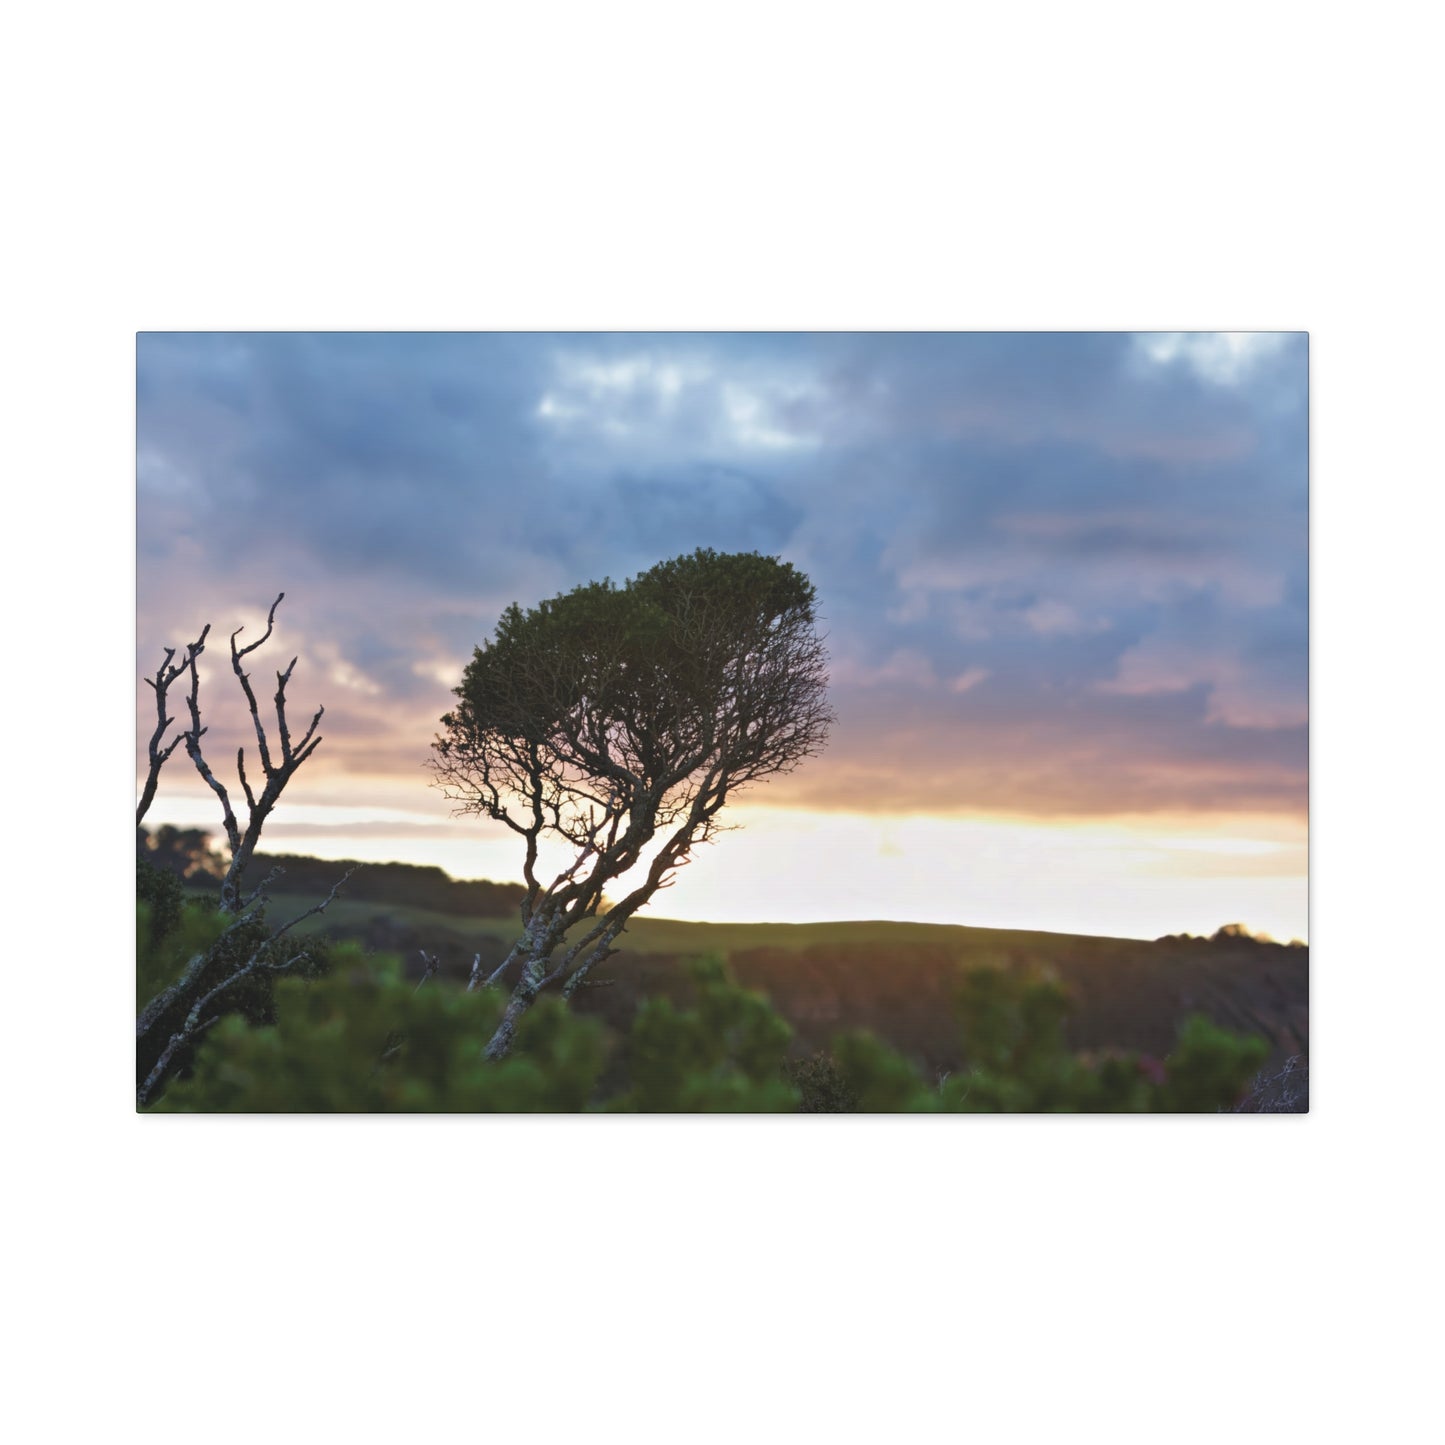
[138,626,210,827]
[415,949,441,994]
[239,865,285,913]
[268,867,356,945]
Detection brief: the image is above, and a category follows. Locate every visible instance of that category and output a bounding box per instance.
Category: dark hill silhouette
[248,851,526,919]
[563,933,1307,1081]
[147,838,1306,1082]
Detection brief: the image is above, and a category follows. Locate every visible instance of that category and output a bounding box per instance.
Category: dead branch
[415,950,441,994]
[136,868,356,1107]
[136,592,353,1104]
[160,594,325,911]
[137,625,210,827]
[180,622,243,862]
[268,867,356,945]
[239,864,285,913]
[137,945,309,1108]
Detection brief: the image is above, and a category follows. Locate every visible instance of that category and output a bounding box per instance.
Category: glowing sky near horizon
[137,332,1308,942]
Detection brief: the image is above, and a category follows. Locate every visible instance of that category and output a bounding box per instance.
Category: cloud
[532,339,825,463]
[137,332,1308,828]
[1133,332,1295,387]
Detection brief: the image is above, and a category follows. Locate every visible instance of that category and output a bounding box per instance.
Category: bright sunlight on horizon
[138,332,1308,944]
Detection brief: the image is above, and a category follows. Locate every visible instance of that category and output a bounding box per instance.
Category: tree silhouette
[136,824,226,882]
[431,548,834,1057]
[136,594,349,1105]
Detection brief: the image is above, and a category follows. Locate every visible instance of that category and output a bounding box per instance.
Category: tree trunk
[483,967,543,1060]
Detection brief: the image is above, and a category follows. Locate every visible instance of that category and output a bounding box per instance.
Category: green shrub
[153,955,614,1112]
[144,943,1269,1114]
[786,1051,860,1113]
[827,967,1270,1113]
[152,952,801,1113]
[136,891,335,1096]
[612,956,799,1112]
[136,854,184,956]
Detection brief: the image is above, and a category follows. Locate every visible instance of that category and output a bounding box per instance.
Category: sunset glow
[137,332,1308,942]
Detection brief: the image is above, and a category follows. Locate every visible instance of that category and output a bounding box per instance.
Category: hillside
[232,857,1307,1085]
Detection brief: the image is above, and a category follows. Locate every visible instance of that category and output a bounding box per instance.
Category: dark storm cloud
[137,331,1307,820]
[139,332,554,582]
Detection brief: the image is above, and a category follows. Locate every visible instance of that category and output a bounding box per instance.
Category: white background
[5,2,1440,1442]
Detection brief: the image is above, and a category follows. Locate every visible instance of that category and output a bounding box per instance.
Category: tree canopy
[431,548,834,1056]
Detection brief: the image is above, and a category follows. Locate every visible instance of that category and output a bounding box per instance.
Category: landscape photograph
[136,330,1309,1112]
[33,10,1429,1442]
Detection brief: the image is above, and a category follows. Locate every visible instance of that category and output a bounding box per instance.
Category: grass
[233,886,1136,959]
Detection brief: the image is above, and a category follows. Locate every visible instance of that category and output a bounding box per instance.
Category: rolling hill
[233,857,1308,1085]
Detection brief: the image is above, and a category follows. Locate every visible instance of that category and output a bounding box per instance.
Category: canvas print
[136,332,1308,1113]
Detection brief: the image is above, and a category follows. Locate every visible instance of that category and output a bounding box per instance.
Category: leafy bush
[611,956,799,1112]
[153,955,611,1112]
[136,853,184,953]
[152,952,801,1113]
[786,1051,860,1113]
[144,936,1270,1114]
[137,890,335,1096]
[826,967,1270,1113]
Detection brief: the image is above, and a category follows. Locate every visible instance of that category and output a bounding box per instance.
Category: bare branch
[137,881,285,1048]
[415,950,441,994]
[136,866,354,1106]
[182,643,242,860]
[137,626,210,827]
[240,864,285,912]
[232,591,284,662]
[138,593,348,1099]
[230,619,277,779]
[190,594,327,912]
[237,747,257,812]
[482,954,516,988]
[269,867,356,946]
[370,1030,407,1076]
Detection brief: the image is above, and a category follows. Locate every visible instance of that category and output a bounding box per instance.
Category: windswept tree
[431,548,834,1058]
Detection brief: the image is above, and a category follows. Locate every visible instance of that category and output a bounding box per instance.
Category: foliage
[137,887,224,1010]
[435,549,832,862]
[152,951,802,1113]
[143,920,1270,1113]
[786,1051,861,1113]
[611,956,799,1112]
[1156,1015,1275,1112]
[136,852,184,950]
[827,967,1270,1113]
[1157,922,1298,947]
[153,954,611,1113]
[136,890,335,1097]
[137,824,227,883]
[247,851,526,918]
[430,548,834,1056]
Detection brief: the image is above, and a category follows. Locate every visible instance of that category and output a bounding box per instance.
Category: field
[251,880,1308,1084]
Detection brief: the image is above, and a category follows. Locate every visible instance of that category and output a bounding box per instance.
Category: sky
[136,331,1308,942]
